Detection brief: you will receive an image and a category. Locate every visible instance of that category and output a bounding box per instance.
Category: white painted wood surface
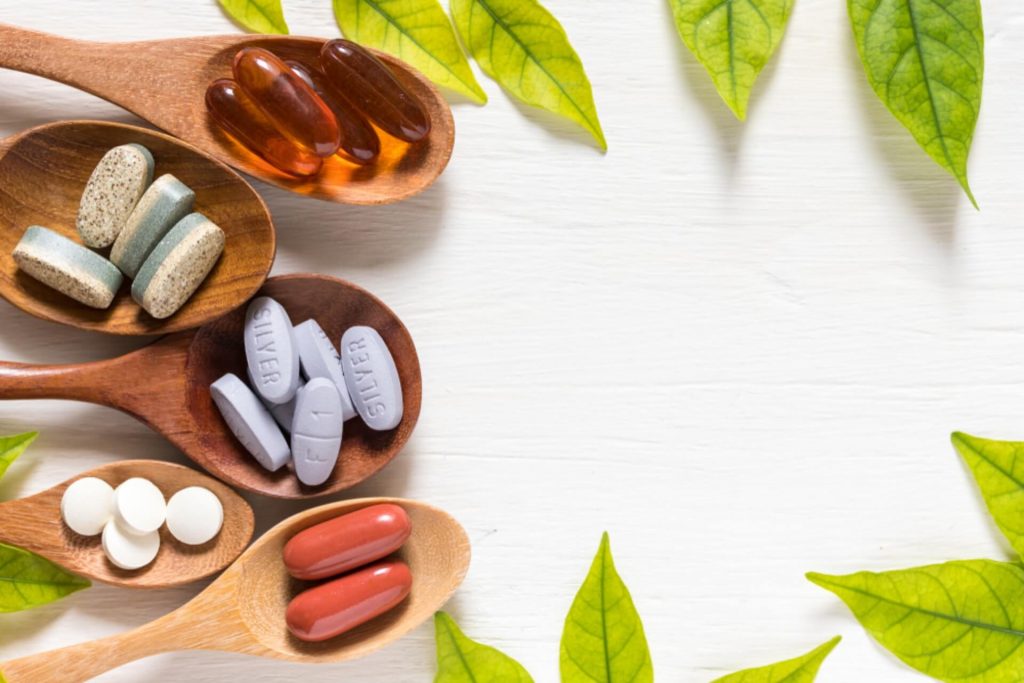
[0,0,1021,680]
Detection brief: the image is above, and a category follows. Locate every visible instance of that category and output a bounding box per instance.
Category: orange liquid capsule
[320,39,431,143]
[205,79,323,177]
[233,47,341,157]
[286,60,381,166]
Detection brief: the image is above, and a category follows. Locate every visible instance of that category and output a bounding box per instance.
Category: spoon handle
[0,360,122,405]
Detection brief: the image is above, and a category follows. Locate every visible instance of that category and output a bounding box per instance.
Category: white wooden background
[0,0,1021,680]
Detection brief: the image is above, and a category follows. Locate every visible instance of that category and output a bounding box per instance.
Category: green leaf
[333,0,487,103]
[560,533,653,683]
[0,431,37,481]
[711,637,841,683]
[848,0,984,207]
[952,432,1024,558]
[434,612,534,682]
[0,542,90,612]
[217,0,289,34]
[808,560,1024,682]
[449,0,606,149]
[668,0,795,120]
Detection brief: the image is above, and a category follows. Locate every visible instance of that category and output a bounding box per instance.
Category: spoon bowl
[0,119,276,335]
[0,24,455,205]
[0,460,254,589]
[0,498,470,682]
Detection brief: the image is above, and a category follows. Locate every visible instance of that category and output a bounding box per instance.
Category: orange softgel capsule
[233,47,341,157]
[286,60,381,166]
[205,79,323,177]
[319,39,431,143]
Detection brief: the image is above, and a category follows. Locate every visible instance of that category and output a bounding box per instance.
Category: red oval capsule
[319,39,431,143]
[233,47,341,157]
[205,79,323,177]
[283,503,411,580]
[286,561,412,642]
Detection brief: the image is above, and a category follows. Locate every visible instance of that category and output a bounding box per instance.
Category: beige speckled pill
[12,226,124,308]
[131,213,224,319]
[111,174,195,278]
[77,144,154,248]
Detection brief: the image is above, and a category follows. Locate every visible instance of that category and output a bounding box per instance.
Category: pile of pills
[11,144,225,319]
[60,476,224,570]
[210,296,403,487]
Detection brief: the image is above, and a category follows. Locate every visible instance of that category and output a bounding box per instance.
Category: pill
[320,39,431,143]
[283,503,412,580]
[210,373,291,472]
[77,144,155,248]
[233,47,340,158]
[285,561,412,642]
[12,226,124,309]
[341,326,403,431]
[110,174,195,278]
[245,297,300,405]
[131,212,225,319]
[266,382,303,433]
[113,478,166,535]
[165,486,223,545]
[60,477,115,536]
[102,520,160,570]
[294,319,356,421]
[291,377,344,487]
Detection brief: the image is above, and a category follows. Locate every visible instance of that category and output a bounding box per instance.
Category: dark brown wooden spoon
[0,23,455,205]
[0,119,276,335]
[0,274,422,499]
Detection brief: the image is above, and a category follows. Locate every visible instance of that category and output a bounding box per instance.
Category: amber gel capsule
[205,79,322,177]
[286,60,381,166]
[233,47,341,157]
[320,39,431,143]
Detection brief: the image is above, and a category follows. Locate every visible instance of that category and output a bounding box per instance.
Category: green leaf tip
[950,431,1024,558]
[711,636,841,683]
[0,542,90,613]
[0,431,38,481]
[217,0,289,34]
[434,611,534,682]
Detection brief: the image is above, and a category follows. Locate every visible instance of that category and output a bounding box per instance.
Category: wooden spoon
[0,460,254,589]
[0,274,421,499]
[0,23,455,205]
[0,119,276,335]
[0,497,470,682]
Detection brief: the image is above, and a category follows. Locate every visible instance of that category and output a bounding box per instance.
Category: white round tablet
[101,520,160,570]
[165,487,223,545]
[60,477,114,536]
[113,478,166,535]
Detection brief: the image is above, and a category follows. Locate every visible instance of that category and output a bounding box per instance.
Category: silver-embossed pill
[340,326,403,431]
[291,377,343,487]
[210,373,290,472]
[294,319,357,421]
[265,381,303,432]
[77,144,154,248]
[244,296,300,405]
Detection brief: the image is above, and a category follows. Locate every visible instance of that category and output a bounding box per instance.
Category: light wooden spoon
[0,119,276,335]
[0,23,455,205]
[0,274,422,499]
[0,497,470,682]
[0,460,254,589]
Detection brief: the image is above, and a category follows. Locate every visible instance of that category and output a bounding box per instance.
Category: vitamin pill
[110,174,195,278]
[233,47,340,157]
[341,326,403,431]
[285,561,413,642]
[113,478,166,535]
[291,377,344,487]
[77,144,154,248]
[266,382,302,432]
[165,487,223,545]
[245,297,301,405]
[283,503,412,580]
[294,319,356,421]
[206,79,323,177]
[60,477,115,536]
[12,226,124,309]
[210,373,291,472]
[285,60,380,166]
[320,39,431,143]
[102,520,160,570]
[131,212,225,319]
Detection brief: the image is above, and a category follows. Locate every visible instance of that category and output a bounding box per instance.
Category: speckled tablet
[12,226,124,309]
[294,319,357,421]
[291,377,343,486]
[77,144,154,248]
[111,174,195,277]
[210,373,290,472]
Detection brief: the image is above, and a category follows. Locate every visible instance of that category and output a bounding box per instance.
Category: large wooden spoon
[0,460,254,589]
[0,119,276,335]
[0,23,455,205]
[0,274,421,499]
[0,497,470,682]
